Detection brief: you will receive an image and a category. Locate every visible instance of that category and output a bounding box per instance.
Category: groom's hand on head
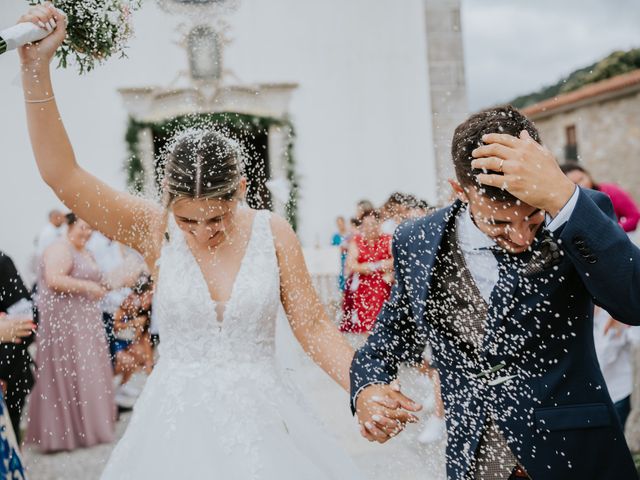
[355,381,422,443]
[471,130,576,218]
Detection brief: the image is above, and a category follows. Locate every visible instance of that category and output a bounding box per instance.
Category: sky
[461,0,640,111]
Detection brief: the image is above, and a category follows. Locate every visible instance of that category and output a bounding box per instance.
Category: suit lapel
[410,202,462,326]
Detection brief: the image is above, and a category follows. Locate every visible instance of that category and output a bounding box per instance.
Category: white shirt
[593,308,640,402]
[455,187,580,303]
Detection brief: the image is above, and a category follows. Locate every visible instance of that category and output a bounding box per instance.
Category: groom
[351,105,640,479]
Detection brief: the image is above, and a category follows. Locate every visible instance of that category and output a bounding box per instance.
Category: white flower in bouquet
[27,0,143,73]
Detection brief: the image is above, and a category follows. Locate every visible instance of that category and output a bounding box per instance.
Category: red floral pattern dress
[340,234,392,333]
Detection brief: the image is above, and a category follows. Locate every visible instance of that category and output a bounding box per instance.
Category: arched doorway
[119,83,298,226]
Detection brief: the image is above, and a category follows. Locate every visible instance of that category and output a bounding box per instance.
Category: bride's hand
[356,381,421,443]
[18,2,67,68]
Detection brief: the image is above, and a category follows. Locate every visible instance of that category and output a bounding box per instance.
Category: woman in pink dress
[341,210,393,335]
[561,163,640,232]
[26,213,115,452]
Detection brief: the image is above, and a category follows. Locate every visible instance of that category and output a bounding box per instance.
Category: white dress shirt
[593,307,640,403]
[456,187,580,303]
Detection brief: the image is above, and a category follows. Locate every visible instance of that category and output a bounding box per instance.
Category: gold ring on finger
[498,159,504,172]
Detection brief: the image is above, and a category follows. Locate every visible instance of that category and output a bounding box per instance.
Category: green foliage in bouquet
[28,0,142,73]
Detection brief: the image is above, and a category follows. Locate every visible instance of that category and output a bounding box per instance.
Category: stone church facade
[522,69,640,202]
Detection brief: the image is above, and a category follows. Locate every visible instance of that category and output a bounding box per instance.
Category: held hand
[0,313,37,344]
[356,381,422,443]
[471,130,576,217]
[18,2,67,68]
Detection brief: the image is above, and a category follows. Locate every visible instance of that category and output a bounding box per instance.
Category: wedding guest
[380,192,407,235]
[25,213,115,452]
[35,209,66,256]
[340,210,393,342]
[356,199,375,220]
[341,217,361,330]
[407,199,433,219]
[87,231,148,410]
[0,393,25,478]
[0,308,37,477]
[0,250,37,443]
[402,193,419,212]
[561,163,640,232]
[331,216,349,291]
[86,231,132,365]
[112,276,154,409]
[593,307,640,428]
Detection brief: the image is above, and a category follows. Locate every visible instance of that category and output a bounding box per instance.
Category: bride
[17,4,420,479]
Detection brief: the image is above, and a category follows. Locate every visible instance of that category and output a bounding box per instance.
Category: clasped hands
[355,380,422,443]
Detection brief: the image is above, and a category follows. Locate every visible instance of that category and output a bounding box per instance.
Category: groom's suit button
[474,362,506,379]
[587,255,598,264]
[487,374,518,386]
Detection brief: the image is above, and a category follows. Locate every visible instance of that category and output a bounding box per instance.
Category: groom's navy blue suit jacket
[350,188,640,479]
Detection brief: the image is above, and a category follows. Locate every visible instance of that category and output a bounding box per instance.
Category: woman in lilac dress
[25,213,115,452]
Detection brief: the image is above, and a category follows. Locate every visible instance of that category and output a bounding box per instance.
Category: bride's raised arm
[271,215,354,391]
[19,4,163,261]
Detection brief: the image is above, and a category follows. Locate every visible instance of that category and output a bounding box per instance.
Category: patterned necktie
[480,247,521,362]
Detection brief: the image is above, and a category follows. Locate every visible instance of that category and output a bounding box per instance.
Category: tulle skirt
[101,358,366,480]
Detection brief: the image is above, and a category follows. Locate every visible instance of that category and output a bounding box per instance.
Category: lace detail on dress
[154,209,280,365]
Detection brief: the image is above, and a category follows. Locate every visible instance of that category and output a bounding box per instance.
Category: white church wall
[225,0,438,245]
[0,0,437,276]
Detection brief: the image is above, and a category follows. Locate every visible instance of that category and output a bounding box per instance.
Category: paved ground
[22,321,446,479]
[23,413,132,480]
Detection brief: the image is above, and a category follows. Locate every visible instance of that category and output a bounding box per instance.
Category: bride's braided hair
[163,130,243,206]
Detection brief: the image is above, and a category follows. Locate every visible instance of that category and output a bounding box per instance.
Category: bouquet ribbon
[0,9,66,55]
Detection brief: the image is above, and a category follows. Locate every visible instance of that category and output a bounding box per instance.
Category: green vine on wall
[124,112,299,230]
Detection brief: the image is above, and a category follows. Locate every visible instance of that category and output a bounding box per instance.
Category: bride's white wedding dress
[101,210,365,479]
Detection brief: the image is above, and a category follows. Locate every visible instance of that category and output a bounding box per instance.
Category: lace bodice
[153,210,281,366]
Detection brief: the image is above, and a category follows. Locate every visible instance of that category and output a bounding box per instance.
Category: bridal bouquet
[27,0,143,73]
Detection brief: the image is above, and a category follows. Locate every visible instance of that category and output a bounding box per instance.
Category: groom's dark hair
[451,104,541,203]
